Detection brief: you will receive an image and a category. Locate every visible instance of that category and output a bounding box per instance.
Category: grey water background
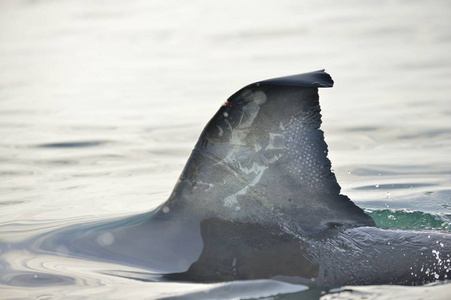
[0,0,451,299]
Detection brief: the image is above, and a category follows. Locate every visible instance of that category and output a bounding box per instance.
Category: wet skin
[33,71,451,286]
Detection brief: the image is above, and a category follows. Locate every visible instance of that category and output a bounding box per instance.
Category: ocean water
[1,0,451,299]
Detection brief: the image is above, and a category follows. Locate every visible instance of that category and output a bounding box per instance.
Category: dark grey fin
[257,69,334,88]
[168,218,319,282]
[162,70,374,235]
[227,70,333,101]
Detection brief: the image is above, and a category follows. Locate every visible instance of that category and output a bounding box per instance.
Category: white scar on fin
[266,133,285,150]
[222,93,268,209]
[224,163,267,209]
[216,125,224,137]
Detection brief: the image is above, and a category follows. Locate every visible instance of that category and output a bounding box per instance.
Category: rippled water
[1,0,451,299]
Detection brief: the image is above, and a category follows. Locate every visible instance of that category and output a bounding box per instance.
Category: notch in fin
[163,69,374,234]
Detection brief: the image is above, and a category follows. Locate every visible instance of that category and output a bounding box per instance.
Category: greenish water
[368,209,451,231]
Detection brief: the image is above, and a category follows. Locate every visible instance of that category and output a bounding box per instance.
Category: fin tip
[256,70,334,88]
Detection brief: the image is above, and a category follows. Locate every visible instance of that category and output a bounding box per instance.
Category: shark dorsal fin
[163,70,374,234]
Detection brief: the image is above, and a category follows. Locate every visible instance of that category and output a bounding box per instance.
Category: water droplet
[162,206,170,213]
[56,245,69,255]
[223,112,229,117]
[375,184,379,188]
[97,232,115,246]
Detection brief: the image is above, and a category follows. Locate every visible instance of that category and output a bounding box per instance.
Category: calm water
[1,0,451,299]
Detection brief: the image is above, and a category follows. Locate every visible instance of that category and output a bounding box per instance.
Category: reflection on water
[4,272,75,287]
[1,0,451,299]
[36,141,110,149]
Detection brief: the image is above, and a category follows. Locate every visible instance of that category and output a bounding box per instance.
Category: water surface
[1,0,451,299]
